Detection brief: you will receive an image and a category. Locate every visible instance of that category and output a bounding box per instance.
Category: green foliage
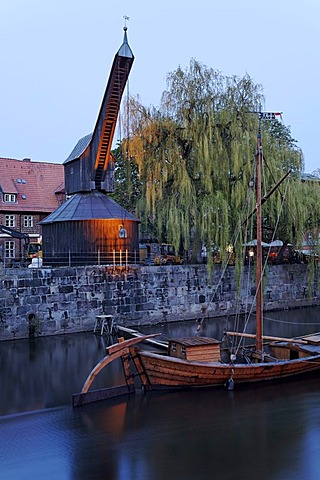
[114,59,320,264]
[109,144,142,214]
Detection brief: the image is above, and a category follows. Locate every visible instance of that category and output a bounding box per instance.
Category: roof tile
[0,157,65,213]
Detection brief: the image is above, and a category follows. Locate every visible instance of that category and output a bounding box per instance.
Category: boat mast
[255,109,263,352]
[255,107,282,353]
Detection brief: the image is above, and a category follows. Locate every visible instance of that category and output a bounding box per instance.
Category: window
[5,241,15,258]
[181,346,186,356]
[118,225,127,239]
[3,193,17,203]
[5,215,15,227]
[24,215,33,228]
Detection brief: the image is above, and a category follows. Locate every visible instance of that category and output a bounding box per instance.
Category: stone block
[1,263,320,340]
[58,285,74,294]
[27,296,41,305]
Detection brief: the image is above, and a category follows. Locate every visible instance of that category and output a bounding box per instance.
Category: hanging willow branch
[120,59,320,269]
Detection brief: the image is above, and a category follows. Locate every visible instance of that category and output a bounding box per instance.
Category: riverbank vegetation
[111,59,320,269]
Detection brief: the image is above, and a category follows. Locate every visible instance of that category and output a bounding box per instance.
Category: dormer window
[3,193,17,203]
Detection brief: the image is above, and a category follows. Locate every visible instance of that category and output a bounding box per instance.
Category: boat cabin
[168,337,221,362]
[270,333,320,360]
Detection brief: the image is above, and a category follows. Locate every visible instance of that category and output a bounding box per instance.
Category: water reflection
[0,333,125,416]
[1,378,320,480]
[1,308,320,417]
[140,307,320,341]
[69,379,320,480]
[1,308,320,479]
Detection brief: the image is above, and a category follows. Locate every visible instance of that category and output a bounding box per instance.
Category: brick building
[0,157,65,264]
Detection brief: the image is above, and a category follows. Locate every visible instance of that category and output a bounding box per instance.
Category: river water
[1,307,320,479]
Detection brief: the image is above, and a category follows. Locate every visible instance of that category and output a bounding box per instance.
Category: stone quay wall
[0,263,319,341]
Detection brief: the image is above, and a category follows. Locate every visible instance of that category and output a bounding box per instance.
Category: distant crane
[0,225,30,264]
[0,225,30,246]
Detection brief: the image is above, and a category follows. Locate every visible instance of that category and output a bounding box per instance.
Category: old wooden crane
[41,28,140,267]
[64,26,134,194]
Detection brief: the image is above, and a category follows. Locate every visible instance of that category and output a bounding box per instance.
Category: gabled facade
[0,157,65,263]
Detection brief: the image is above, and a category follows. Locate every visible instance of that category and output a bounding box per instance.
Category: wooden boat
[73,109,320,406]
[126,108,320,391]
[116,325,168,350]
[73,329,320,407]
[129,333,320,391]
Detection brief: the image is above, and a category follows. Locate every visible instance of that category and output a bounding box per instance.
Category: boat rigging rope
[233,175,290,355]
[196,173,256,335]
[230,178,256,352]
[195,156,293,357]
[263,314,320,326]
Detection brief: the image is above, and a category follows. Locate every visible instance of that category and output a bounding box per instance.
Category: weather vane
[123,15,129,28]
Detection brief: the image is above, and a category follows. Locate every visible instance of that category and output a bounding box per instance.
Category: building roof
[300,172,320,182]
[117,27,134,59]
[40,190,140,224]
[0,157,65,213]
[64,133,92,164]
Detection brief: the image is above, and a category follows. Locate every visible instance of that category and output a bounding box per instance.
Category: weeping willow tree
[119,59,320,271]
[109,143,142,214]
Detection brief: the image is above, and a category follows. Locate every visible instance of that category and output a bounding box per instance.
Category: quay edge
[0,264,319,341]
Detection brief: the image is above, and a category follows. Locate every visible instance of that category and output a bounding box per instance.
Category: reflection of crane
[64,27,134,194]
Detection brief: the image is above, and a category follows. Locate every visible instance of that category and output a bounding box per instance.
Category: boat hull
[132,349,320,389]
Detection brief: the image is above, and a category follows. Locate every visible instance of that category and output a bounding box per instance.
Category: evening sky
[1,0,319,172]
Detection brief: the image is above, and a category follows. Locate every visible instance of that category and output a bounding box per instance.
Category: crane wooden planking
[64,27,134,195]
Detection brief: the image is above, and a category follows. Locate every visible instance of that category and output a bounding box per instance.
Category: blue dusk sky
[1,0,319,172]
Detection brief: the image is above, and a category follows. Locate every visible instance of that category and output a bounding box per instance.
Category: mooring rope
[263,314,320,326]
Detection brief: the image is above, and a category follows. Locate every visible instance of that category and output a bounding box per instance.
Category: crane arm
[0,225,30,244]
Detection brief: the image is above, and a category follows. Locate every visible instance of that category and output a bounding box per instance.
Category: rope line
[263,315,320,326]
[226,157,291,355]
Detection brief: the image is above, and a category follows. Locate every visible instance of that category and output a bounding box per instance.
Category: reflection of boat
[74,109,320,405]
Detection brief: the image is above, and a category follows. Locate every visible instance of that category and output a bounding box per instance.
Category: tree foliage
[115,59,320,263]
[109,144,142,214]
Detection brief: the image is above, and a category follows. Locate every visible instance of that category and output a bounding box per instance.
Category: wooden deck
[298,332,320,345]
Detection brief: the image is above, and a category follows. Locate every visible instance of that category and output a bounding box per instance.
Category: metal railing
[40,249,141,268]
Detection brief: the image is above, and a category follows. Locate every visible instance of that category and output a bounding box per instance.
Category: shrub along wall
[0,264,319,341]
